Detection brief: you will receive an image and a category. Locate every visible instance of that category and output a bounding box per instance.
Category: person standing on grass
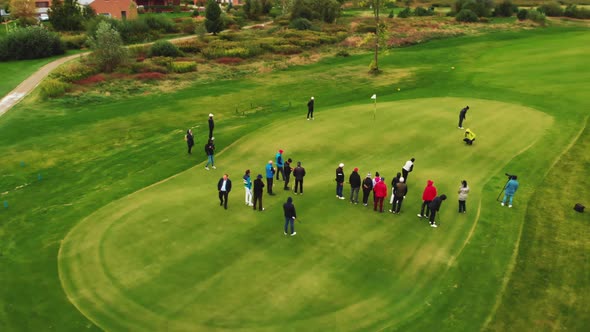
[204,137,216,170]
[293,161,306,195]
[185,129,194,154]
[284,158,293,190]
[307,97,315,120]
[428,194,447,228]
[362,173,373,206]
[275,149,285,181]
[217,174,232,210]
[253,174,265,211]
[349,167,361,204]
[336,163,345,199]
[417,180,437,218]
[283,197,297,236]
[266,160,276,195]
[458,106,469,129]
[243,169,253,206]
[208,113,214,139]
[402,158,415,181]
[391,172,402,195]
[372,172,381,203]
[374,177,387,212]
[501,176,519,208]
[391,177,407,214]
[458,180,469,213]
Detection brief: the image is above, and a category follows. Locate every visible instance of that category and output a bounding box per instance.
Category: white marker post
[371,94,377,119]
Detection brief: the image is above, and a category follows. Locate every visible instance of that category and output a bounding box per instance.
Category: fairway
[58,97,552,331]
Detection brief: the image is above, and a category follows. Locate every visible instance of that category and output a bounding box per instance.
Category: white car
[39,13,49,21]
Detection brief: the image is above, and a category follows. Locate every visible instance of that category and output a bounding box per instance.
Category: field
[1,25,589,331]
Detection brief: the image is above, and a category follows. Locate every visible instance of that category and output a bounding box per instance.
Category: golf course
[1,22,589,332]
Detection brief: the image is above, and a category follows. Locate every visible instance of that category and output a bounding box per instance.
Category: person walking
[391,177,407,214]
[185,129,194,154]
[266,160,275,195]
[417,180,437,218]
[307,97,315,120]
[335,163,345,199]
[501,176,519,208]
[458,106,469,129]
[253,174,265,211]
[208,113,214,139]
[283,197,297,236]
[217,174,232,210]
[428,194,447,228]
[243,169,253,206]
[402,158,415,181]
[458,180,470,213]
[463,128,476,145]
[275,149,285,181]
[374,177,387,212]
[362,173,373,206]
[204,138,216,170]
[293,161,306,195]
[284,158,293,190]
[349,167,361,204]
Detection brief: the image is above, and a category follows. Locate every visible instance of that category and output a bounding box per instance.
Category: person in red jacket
[373,177,387,212]
[417,180,437,218]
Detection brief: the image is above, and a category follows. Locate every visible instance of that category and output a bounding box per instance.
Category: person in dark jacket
[349,167,361,204]
[362,173,373,206]
[417,180,437,218]
[458,106,469,129]
[307,97,315,120]
[283,197,297,236]
[253,174,265,211]
[208,113,214,139]
[186,129,194,154]
[335,163,345,199]
[428,194,447,228]
[391,172,401,193]
[275,149,285,181]
[373,177,387,212]
[283,158,293,190]
[293,161,306,195]
[391,177,407,214]
[217,174,232,210]
[204,138,216,170]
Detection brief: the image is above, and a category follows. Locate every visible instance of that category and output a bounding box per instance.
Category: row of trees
[6,0,95,29]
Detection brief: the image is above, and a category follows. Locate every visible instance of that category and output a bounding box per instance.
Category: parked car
[39,13,49,21]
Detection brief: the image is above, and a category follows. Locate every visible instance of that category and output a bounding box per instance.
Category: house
[33,0,137,20]
[134,0,180,7]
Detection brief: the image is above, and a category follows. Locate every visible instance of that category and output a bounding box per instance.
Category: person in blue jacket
[501,176,519,208]
[275,149,285,181]
[266,160,276,195]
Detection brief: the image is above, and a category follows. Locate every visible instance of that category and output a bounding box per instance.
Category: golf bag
[574,203,585,213]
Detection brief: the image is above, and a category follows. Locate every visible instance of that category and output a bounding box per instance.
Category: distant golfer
[204,137,216,170]
[349,167,361,204]
[374,177,387,212]
[501,176,519,208]
[185,129,194,154]
[362,173,373,206]
[417,180,437,218]
[307,97,315,120]
[428,194,447,228]
[391,177,407,214]
[253,174,265,211]
[283,158,293,190]
[243,169,253,206]
[458,180,469,213]
[458,106,469,129]
[335,163,345,199]
[208,113,214,139]
[217,174,232,210]
[275,149,285,181]
[293,161,306,195]
[283,197,297,236]
[266,160,275,195]
[463,129,476,145]
[402,158,415,181]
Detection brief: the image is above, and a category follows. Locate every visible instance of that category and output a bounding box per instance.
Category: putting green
[58,97,552,331]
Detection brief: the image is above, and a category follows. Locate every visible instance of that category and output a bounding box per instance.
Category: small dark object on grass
[574,203,585,213]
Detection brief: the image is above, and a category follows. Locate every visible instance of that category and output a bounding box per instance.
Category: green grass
[1,26,589,331]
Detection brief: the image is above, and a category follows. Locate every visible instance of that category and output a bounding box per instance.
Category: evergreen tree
[49,0,84,31]
[204,0,223,35]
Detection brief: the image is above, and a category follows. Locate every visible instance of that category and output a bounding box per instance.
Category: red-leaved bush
[216,57,243,65]
[134,72,166,80]
[76,74,106,85]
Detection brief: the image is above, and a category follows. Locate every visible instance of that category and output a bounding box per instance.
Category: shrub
[564,5,590,19]
[388,10,394,18]
[537,2,563,17]
[355,22,377,33]
[128,45,150,58]
[526,9,546,25]
[493,0,515,17]
[414,6,434,16]
[87,21,127,72]
[180,18,198,34]
[142,14,176,32]
[75,73,105,85]
[273,44,302,54]
[130,60,169,73]
[398,7,412,18]
[169,61,197,73]
[118,19,154,44]
[39,78,71,99]
[150,56,173,67]
[135,72,166,80]
[192,9,200,17]
[50,61,97,82]
[0,26,64,61]
[290,18,312,30]
[150,40,182,57]
[335,49,349,57]
[61,34,87,50]
[456,9,479,22]
[205,0,224,34]
[516,8,528,21]
[455,0,494,18]
[173,39,205,53]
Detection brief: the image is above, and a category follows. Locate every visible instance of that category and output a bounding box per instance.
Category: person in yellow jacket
[463,128,476,145]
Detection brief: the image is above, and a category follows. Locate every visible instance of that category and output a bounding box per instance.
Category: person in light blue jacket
[501,176,519,208]
[266,160,276,195]
[275,149,285,181]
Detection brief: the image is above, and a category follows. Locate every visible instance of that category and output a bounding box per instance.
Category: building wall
[90,0,138,20]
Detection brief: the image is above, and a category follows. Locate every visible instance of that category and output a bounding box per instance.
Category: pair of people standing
[242,169,265,211]
[390,177,407,214]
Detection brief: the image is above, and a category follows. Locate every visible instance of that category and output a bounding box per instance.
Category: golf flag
[371,94,377,100]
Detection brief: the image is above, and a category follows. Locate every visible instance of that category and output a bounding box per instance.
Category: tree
[369,0,387,73]
[204,0,223,35]
[454,0,494,18]
[87,21,127,72]
[9,0,37,26]
[49,0,84,31]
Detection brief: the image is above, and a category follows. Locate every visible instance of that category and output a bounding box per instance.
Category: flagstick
[373,98,377,120]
